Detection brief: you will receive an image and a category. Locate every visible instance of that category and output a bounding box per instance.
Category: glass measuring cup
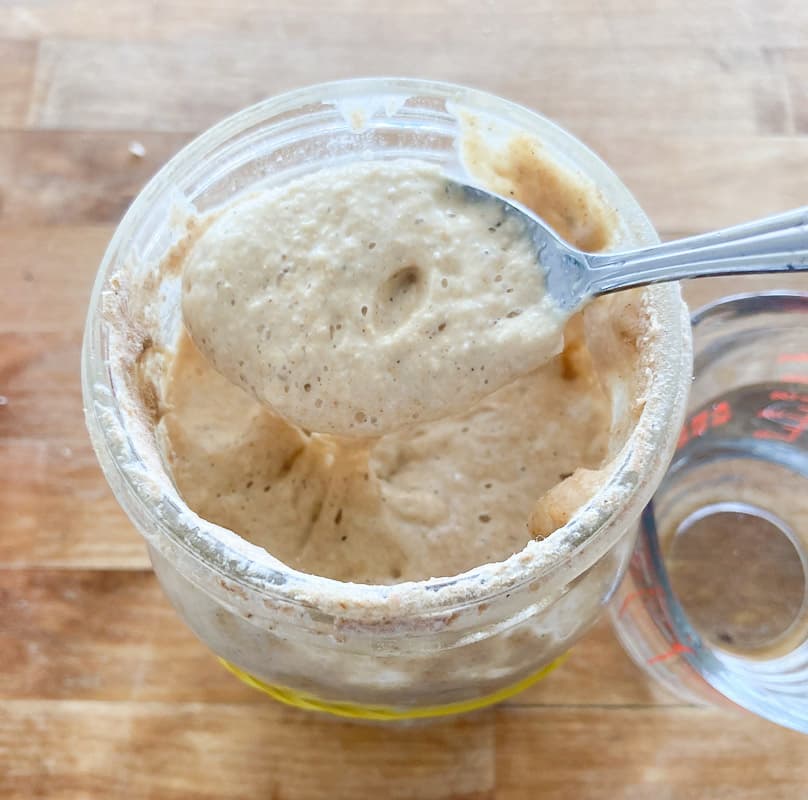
[611,291,808,733]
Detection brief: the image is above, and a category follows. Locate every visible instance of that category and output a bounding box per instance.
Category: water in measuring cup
[655,380,808,661]
[611,293,808,731]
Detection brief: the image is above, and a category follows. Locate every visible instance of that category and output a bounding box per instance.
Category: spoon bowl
[456,182,808,315]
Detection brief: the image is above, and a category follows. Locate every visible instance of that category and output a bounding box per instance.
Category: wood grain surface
[2,1,808,797]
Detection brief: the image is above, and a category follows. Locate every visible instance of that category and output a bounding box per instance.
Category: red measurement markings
[770,389,808,402]
[617,586,664,618]
[755,388,808,443]
[647,642,694,665]
[677,400,732,449]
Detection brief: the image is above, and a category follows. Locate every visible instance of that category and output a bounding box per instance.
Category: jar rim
[82,77,692,624]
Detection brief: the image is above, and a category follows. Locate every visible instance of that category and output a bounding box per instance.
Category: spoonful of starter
[181,159,808,437]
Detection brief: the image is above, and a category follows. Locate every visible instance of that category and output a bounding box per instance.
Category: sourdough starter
[152,134,632,584]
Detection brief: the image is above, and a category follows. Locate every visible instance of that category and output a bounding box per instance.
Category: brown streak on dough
[559,314,590,382]
[460,121,617,252]
[138,375,160,422]
[528,468,606,539]
[501,136,614,251]
[162,214,212,277]
[279,445,305,477]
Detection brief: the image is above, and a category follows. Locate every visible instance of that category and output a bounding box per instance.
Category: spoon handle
[587,206,808,295]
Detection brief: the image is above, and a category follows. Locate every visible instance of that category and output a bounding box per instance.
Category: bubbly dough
[182,159,564,437]
[149,130,640,585]
[157,318,609,583]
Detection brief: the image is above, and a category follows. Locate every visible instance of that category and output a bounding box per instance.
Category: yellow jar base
[219,654,567,721]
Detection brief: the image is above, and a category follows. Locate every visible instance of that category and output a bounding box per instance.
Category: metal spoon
[457,184,808,312]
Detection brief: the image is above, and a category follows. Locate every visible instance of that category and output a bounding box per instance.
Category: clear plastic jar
[82,78,692,720]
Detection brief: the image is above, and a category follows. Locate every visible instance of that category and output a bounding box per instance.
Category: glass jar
[82,78,692,720]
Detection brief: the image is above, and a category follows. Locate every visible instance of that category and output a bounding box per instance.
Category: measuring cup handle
[587,206,808,294]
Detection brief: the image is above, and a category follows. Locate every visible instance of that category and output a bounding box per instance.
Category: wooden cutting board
[2,2,808,797]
